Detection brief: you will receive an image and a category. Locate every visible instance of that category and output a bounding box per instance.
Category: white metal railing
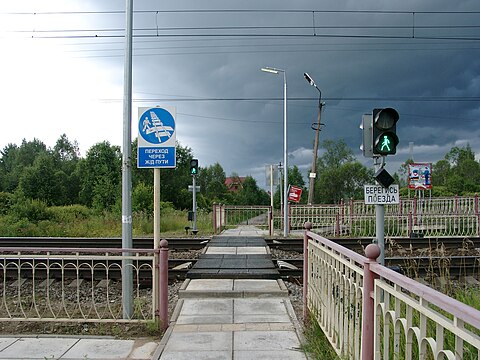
[304,224,480,359]
[0,247,160,323]
[288,195,480,237]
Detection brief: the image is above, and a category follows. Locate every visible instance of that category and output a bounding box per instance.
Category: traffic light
[190,159,199,175]
[372,108,399,156]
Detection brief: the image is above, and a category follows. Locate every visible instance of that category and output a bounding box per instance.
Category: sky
[1,0,479,189]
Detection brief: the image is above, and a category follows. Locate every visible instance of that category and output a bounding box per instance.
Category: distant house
[224,176,246,192]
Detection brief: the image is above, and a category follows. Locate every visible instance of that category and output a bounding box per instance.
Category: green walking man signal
[380,135,392,152]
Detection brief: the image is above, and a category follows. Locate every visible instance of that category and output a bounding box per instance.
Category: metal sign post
[192,174,198,233]
[374,156,385,266]
[121,0,134,320]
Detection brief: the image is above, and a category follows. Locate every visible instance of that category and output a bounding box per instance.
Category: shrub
[11,198,50,222]
[0,192,14,215]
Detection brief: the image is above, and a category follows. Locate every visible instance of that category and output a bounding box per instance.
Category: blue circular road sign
[139,108,175,145]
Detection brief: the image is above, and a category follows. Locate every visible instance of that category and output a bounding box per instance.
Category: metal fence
[304,224,480,359]
[290,196,480,237]
[0,247,162,324]
[212,204,272,235]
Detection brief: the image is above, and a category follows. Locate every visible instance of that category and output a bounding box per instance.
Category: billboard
[408,163,432,190]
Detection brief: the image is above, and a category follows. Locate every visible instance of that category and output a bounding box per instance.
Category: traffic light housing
[372,108,399,156]
[360,114,373,157]
[190,159,199,175]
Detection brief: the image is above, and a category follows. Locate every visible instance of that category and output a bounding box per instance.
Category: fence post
[212,203,217,235]
[408,212,413,237]
[476,194,479,236]
[303,222,312,322]
[159,239,169,332]
[269,207,273,236]
[361,243,380,360]
[335,214,340,236]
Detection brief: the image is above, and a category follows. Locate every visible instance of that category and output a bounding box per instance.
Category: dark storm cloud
[79,0,480,185]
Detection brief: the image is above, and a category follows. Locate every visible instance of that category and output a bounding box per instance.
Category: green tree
[314,139,373,203]
[19,153,67,205]
[197,162,228,207]
[78,141,122,210]
[234,176,269,205]
[159,142,195,209]
[0,139,48,193]
[434,145,480,195]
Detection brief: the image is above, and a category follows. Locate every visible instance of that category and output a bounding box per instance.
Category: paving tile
[176,314,233,324]
[180,299,233,315]
[185,279,234,291]
[159,350,231,360]
[233,331,302,351]
[0,337,78,359]
[205,247,237,254]
[162,331,232,352]
[233,279,281,291]
[234,298,287,316]
[129,340,159,360]
[236,247,267,254]
[63,338,134,359]
[0,337,18,351]
[235,350,307,360]
[235,314,291,323]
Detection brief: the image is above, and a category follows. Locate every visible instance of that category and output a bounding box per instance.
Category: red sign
[288,185,303,203]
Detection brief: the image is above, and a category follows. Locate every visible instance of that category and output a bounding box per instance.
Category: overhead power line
[99,96,480,103]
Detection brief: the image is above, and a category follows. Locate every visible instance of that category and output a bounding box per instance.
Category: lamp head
[261,67,279,74]
[304,72,315,87]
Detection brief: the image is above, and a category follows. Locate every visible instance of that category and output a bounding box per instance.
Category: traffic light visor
[374,108,399,130]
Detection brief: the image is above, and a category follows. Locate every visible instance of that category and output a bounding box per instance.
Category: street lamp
[261,66,288,237]
[303,72,324,205]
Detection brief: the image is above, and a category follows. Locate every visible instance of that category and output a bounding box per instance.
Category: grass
[301,314,343,360]
[0,205,213,237]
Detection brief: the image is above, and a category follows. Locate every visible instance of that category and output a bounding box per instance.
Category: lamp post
[303,72,324,205]
[261,66,288,237]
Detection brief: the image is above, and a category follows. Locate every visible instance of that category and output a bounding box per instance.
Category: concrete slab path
[155,226,307,360]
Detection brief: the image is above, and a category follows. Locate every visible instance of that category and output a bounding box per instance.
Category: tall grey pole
[192,175,197,232]
[375,157,385,265]
[121,0,133,319]
[283,72,288,237]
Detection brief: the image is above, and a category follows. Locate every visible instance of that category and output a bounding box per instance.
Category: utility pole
[121,0,133,319]
[307,100,324,205]
[304,73,324,205]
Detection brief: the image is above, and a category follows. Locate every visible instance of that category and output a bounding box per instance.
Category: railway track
[0,237,209,250]
[2,236,480,252]
[1,236,479,281]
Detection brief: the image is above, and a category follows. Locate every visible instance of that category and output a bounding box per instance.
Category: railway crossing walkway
[153,225,307,360]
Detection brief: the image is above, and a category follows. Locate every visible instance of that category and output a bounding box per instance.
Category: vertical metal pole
[270,165,274,233]
[375,157,385,266]
[121,0,133,319]
[153,168,160,317]
[307,100,322,205]
[192,175,197,232]
[159,239,169,332]
[283,72,289,237]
